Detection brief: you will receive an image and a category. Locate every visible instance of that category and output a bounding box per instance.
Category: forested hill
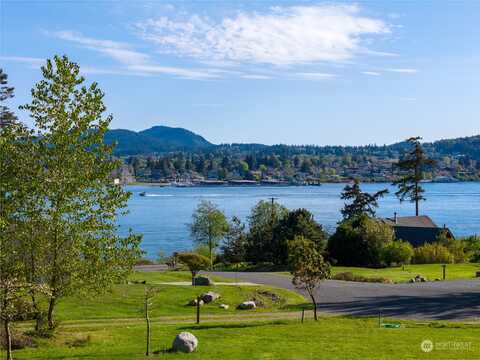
[106,125,480,159]
[108,126,480,183]
[104,126,213,155]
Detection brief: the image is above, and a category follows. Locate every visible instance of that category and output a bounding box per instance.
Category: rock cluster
[409,275,427,283]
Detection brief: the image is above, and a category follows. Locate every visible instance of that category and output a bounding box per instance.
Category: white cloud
[362,71,381,76]
[49,30,221,80]
[388,68,418,73]
[296,72,337,80]
[136,5,390,66]
[241,74,271,80]
[0,56,44,67]
[51,31,150,65]
[128,64,219,80]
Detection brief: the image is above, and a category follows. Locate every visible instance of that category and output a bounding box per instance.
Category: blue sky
[1,1,479,145]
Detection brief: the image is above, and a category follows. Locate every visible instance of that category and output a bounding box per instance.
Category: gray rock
[237,301,256,310]
[187,299,204,306]
[219,304,229,310]
[200,291,220,304]
[172,332,198,353]
[193,276,214,286]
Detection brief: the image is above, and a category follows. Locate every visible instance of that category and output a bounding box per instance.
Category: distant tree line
[182,142,480,272]
[122,138,480,183]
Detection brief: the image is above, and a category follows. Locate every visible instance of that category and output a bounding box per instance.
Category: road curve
[209,271,480,321]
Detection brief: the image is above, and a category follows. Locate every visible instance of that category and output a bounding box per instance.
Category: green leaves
[6,56,143,328]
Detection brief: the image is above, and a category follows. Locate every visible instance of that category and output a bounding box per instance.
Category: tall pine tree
[393,137,436,216]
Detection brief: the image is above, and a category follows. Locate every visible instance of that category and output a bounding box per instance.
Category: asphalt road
[209,271,480,321]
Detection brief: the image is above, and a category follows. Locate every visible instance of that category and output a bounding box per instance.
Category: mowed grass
[276,263,480,283]
[53,271,305,321]
[12,317,480,359]
[332,263,480,283]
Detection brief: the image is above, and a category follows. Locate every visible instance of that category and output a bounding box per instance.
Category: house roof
[381,215,454,247]
[382,215,438,228]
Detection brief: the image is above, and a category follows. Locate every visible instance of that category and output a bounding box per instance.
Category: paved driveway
[209,271,480,321]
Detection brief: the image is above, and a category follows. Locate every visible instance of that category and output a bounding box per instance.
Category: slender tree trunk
[309,293,318,321]
[47,297,55,330]
[4,318,12,360]
[209,237,213,271]
[145,292,150,356]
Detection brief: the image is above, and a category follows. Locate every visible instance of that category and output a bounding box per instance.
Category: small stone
[219,304,229,310]
[172,332,198,353]
[237,301,256,310]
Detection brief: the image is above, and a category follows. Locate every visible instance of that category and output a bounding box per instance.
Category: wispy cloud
[296,72,337,80]
[0,56,44,67]
[387,68,418,73]
[241,74,271,80]
[50,30,150,66]
[128,64,220,79]
[49,30,222,80]
[136,5,390,66]
[362,71,381,76]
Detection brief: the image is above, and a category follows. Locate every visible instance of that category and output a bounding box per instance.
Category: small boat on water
[139,191,147,196]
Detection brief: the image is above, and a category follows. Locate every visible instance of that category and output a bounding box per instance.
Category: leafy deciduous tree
[190,200,228,270]
[20,56,143,329]
[289,236,331,321]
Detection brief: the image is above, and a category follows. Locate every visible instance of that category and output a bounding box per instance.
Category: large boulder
[237,301,256,310]
[172,332,198,353]
[200,291,220,304]
[193,276,214,286]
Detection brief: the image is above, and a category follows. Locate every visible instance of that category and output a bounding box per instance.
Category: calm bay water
[118,183,480,258]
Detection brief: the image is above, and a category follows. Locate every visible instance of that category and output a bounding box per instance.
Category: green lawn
[12,317,480,359]
[332,263,480,283]
[53,271,305,321]
[277,263,480,283]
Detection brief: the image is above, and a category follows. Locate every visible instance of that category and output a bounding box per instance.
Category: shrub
[437,231,472,263]
[177,252,210,285]
[382,240,414,266]
[412,243,454,264]
[328,215,395,267]
[0,331,36,350]
[135,258,155,266]
[332,272,393,284]
[462,235,480,262]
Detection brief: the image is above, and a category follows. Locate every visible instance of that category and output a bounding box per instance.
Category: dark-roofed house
[381,214,454,247]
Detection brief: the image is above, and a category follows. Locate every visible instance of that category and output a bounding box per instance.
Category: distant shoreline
[129,179,471,187]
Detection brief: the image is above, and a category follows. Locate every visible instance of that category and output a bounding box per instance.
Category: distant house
[381,214,454,247]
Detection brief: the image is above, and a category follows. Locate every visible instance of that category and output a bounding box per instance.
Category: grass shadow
[178,320,289,331]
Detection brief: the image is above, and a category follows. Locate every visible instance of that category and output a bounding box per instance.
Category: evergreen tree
[393,137,436,216]
[340,179,388,220]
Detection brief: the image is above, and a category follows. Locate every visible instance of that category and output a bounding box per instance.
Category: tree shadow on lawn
[315,292,480,320]
[178,320,289,331]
